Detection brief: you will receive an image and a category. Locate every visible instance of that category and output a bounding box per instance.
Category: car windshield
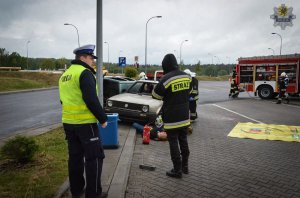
[127,81,156,95]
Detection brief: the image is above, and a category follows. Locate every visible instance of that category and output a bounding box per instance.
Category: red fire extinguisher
[143,125,151,144]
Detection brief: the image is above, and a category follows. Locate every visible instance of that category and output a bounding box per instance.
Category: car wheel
[257,85,274,99]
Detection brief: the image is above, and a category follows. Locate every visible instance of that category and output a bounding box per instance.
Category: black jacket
[278,76,289,91]
[152,54,191,130]
[190,77,199,100]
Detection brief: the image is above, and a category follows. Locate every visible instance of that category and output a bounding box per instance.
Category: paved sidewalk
[56,123,136,198]
[126,104,300,198]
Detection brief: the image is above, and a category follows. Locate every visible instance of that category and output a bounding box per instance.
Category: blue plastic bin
[98,113,119,149]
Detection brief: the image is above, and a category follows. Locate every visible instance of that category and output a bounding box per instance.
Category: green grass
[0,128,68,198]
[0,71,61,92]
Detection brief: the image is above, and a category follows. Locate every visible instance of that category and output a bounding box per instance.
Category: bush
[124,67,138,78]
[0,136,39,163]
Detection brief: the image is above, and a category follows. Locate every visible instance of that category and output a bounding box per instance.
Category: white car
[105,80,163,123]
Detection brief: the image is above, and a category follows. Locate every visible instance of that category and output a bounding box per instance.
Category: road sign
[119,57,126,67]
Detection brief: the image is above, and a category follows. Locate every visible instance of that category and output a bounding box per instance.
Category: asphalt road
[198,81,300,125]
[0,89,61,140]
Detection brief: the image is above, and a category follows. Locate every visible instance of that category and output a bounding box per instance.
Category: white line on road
[212,104,264,124]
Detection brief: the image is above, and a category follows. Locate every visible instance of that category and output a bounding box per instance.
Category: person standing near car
[184,69,199,120]
[152,53,191,178]
[276,72,289,104]
[59,44,108,198]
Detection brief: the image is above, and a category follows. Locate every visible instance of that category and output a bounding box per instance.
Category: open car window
[127,82,143,94]
[127,81,156,94]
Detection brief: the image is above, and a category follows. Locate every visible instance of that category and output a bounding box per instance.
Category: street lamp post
[145,16,162,74]
[104,41,110,70]
[179,39,188,68]
[26,40,30,70]
[271,32,282,55]
[64,23,80,47]
[268,47,275,55]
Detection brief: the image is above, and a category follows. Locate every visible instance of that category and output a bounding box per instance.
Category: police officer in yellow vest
[59,44,108,198]
[152,54,191,178]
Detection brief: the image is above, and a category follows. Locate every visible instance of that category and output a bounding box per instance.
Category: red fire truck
[235,54,300,99]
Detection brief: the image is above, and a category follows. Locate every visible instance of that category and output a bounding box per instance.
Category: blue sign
[118,57,126,67]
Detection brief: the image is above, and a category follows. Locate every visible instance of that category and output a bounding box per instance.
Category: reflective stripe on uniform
[190,112,197,116]
[62,113,96,120]
[63,105,89,111]
[152,90,163,100]
[164,76,191,89]
[164,119,190,130]
[191,90,198,94]
[192,95,199,100]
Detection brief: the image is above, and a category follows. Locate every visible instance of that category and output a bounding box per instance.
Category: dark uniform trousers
[64,123,105,198]
[166,128,190,171]
[189,100,197,120]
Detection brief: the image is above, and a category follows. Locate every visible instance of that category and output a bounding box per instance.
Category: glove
[189,97,194,101]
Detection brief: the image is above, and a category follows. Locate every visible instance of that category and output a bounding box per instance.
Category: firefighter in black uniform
[276,72,289,104]
[229,68,239,98]
[152,54,191,178]
[184,69,199,120]
[59,44,108,198]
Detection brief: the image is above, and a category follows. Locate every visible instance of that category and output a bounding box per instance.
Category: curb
[0,123,62,147]
[0,86,58,95]
[108,127,136,198]
[55,126,136,198]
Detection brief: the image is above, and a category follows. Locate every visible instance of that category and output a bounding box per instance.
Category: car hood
[108,93,163,112]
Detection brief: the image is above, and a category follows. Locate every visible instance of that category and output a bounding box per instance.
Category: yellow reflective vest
[59,64,97,124]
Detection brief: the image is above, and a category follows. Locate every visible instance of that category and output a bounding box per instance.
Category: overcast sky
[0,0,299,65]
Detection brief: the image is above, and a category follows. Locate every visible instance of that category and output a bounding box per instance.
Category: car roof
[104,76,136,81]
[136,79,159,84]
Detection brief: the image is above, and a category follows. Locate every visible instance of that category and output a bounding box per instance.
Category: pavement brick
[126,104,300,198]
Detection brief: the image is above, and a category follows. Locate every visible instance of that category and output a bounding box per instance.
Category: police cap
[73,44,98,59]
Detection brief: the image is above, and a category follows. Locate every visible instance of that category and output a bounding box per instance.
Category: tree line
[0,48,234,76]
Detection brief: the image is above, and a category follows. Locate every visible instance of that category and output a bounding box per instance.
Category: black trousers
[189,100,197,120]
[166,128,190,171]
[278,89,287,101]
[64,123,105,198]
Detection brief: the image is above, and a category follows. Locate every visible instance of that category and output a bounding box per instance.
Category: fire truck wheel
[257,85,274,99]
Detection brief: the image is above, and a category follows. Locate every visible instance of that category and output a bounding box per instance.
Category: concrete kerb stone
[0,86,58,95]
[56,126,136,198]
[0,123,62,147]
[108,127,136,198]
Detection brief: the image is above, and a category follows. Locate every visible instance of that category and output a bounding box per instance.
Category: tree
[41,59,56,70]
[218,69,227,76]
[204,65,217,76]
[195,60,201,76]
[9,52,22,67]
[55,58,69,70]
[0,48,9,66]
[124,67,138,78]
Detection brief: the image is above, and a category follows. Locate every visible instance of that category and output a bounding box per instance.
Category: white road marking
[211,104,264,124]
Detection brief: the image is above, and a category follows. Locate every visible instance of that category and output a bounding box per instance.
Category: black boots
[166,169,182,178]
[182,165,189,174]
